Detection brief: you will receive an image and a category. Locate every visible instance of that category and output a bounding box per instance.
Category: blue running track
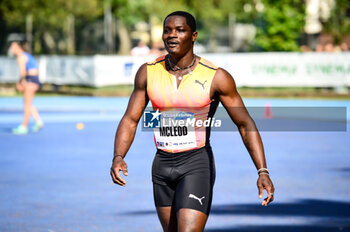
[0,97,349,232]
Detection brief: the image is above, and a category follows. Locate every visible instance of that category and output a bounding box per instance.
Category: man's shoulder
[147,55,166,66]
[198,57,218,71]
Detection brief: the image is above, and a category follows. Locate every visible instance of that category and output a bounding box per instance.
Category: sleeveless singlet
[22,52,38,71]
[147,56,220,153]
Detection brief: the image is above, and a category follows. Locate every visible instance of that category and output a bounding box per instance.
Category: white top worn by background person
[130,41,150,56]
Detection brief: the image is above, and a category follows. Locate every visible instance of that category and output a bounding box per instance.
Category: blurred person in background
[130,40,150,56]
[150,41,167,56]
[300,45,312,52]
[340,42,349,52]
[323,42,335,52]
[9,37,43,135]
[315,43,324,52]
[340,38,349,52]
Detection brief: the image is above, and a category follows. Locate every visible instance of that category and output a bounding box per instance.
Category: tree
[0,0,102,54]
[323,0,350,44]
[255,0,305,51]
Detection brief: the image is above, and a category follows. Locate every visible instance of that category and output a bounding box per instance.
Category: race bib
[154,111,197,150]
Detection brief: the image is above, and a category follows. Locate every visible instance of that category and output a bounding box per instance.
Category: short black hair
[164,11,196,32]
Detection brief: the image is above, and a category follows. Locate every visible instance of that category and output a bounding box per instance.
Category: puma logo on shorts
[189,193,205,205]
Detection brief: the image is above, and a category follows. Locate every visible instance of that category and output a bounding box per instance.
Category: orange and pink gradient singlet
[147,56,220,153]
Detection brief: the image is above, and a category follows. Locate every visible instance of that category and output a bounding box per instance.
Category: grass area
[0,84,134,97]
[42,84,135,96]
[1,84,349,99]
[237,86,350,99]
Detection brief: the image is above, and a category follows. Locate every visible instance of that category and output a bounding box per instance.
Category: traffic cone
[264,102,272,119]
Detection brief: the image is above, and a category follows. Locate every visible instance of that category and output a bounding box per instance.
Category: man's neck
[168,50,195,68]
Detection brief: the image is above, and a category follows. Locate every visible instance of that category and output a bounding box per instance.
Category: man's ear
[192,32,198,42]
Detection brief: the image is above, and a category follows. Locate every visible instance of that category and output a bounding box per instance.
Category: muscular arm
[111,63,149,186]
[212,68,265,169]
[211,68,274,205]
[113,63,149,158]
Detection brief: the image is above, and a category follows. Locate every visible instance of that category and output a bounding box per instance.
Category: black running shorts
[152,145,215,215]
[25,75,41,87]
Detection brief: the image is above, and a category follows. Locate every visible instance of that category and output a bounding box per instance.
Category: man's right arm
[110,63,148,186]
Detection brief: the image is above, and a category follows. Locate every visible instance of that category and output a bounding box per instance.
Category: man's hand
[110,156,128,186]
[257,174,275,206]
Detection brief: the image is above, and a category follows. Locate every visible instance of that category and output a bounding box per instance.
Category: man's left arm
[211,68,275,206]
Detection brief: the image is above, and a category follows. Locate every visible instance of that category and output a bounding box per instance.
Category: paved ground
[0,97,349,232]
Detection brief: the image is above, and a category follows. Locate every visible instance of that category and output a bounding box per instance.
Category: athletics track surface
[0,97,349,232]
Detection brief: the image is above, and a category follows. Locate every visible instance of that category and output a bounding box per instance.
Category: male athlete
[110,11,274,232]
